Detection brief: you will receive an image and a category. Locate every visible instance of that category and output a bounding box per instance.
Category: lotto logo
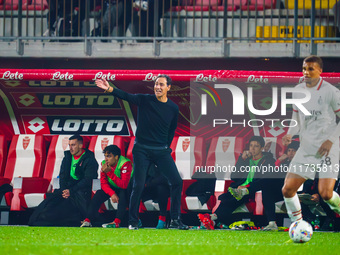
[19,94,35,107]
[28,117,45,133]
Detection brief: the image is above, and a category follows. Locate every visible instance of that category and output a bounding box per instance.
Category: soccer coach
[96,75,188,230]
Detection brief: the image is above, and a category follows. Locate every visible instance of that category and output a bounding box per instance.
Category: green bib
[102,156,134,189]
[70,152,85,180]
[241,156,263,186]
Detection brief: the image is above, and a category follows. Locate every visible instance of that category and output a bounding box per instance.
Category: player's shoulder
[122,159,132,167]
[321,79,337,90]
[294,82,305,89]
[318,80,340,97]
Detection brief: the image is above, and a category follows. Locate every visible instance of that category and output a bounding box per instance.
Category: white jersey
[292,78,340,156]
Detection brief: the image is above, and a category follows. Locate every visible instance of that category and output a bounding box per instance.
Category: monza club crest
[182,138,190,152]
[222,138,230,152]
[62,137,69,151]
[101,137,110,150]
[22,136,30,150]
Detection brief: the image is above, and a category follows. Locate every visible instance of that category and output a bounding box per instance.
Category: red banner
[1,69,340,85]
[1,69,340,140]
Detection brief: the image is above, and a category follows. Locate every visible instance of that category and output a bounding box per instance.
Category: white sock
[284,194,302,222]
[210,213,218,221]
[324,191,340,214]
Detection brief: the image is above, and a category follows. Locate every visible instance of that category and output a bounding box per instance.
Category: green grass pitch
[0,226,339,255]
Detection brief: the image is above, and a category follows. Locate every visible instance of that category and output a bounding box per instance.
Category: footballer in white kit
[289,77,340,179]
[282,55,340,224]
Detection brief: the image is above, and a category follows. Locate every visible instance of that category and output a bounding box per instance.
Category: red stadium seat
[126,136,135,162]
[2,0,29,10]
[207,136,244,212]
[18,135,94,210]
[206,136,244,180]
[25,0,48,10]
[88,135,130,211]
[211,0,246,11]
[184,0,221,11]
[4,0,29,5]
[170,136,205,180]
[17,135,70,210]
[241,0,277,10]
[0,4,18,10]
[1,135,46,211]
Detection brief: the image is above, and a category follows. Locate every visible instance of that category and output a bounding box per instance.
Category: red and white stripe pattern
[5,135,45,210]
[20,135,69,210]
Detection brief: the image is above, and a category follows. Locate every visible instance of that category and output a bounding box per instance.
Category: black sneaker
[168,219,189,230]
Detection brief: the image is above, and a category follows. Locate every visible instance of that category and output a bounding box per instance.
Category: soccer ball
[289,220,313,243]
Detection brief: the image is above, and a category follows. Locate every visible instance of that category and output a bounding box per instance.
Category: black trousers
[129,143,183,226]
[28,189,91,226]
[301,196,337,222]
[215,178,284,225]
[248,178,284,222]
[86,188,129,222]
[0,183,13,201]
[143,174,170,217]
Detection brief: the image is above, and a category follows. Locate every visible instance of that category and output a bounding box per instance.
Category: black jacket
[230,152,276,188]
[59,149,98,194]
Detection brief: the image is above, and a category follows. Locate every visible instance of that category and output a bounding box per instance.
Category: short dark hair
[69,134,83,144]
[304,55,323,69]
[287,140,300,151]
[156,74,172,86]
[249,136,265,148]
[103,145,121,157]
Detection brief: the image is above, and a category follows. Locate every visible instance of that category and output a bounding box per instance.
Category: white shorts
[288,140,340,180]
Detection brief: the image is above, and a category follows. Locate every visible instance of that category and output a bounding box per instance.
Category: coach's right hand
[95,79,110,91]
